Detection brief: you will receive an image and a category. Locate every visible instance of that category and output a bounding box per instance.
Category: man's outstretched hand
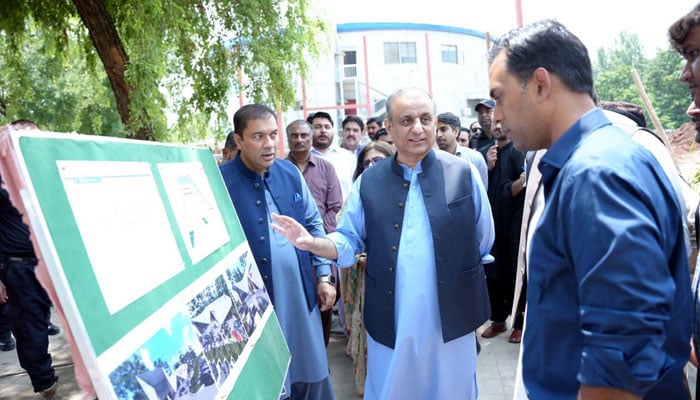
[271,213,314,251]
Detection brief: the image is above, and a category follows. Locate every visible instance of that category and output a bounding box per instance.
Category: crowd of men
[6,4,700,400]
[231,5,700,399]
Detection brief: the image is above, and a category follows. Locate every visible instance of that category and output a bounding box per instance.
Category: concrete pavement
[0,314,695,399]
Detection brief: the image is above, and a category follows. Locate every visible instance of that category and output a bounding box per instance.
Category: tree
[0,0,327,141]
[593,32,689,130]
[0,19,124,136]
[641,49,687,130]
[593,32,648,105]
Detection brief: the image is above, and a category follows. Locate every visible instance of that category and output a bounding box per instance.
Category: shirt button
[394,223,400,230]
[263,274,269,280]
[259,218,264,224]
[259,236,266,243]
[254,182,260,188]
[403,182,409,188]
[256,200,262,206]
[391,245,397,252]
[389,267,394,272]
[398,202,404,208]
[388,290,393,295]
[261,258,268,264]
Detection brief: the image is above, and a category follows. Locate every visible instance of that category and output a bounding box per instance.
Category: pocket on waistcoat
[448,195,471,209]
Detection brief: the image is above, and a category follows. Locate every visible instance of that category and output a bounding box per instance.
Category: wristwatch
[318,274,335,285]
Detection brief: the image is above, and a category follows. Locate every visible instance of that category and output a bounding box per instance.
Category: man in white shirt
[308,111,356,199]
[436,112,488,187]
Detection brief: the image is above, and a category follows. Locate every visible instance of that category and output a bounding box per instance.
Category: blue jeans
[0,259,57,392]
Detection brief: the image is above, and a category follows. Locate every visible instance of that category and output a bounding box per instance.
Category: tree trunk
[71,0,151,140]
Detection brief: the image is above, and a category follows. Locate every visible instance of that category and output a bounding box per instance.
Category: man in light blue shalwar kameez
[273,87,495,400]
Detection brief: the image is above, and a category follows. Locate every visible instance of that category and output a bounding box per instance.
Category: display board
[3,129,290,399]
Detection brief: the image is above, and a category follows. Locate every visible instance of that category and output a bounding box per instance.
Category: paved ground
[0,313,695,399]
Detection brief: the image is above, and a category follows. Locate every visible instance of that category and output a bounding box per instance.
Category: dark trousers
[485,242,516,323]
[0,313,10,339]
[486,272,514,322]
[0,259,56,392]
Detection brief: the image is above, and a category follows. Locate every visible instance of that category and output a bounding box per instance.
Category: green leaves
[0,0,327,141]
[593,32,688,130]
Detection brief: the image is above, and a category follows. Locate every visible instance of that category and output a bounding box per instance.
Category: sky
[324,0,695,58]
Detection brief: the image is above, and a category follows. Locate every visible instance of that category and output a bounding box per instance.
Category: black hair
[437,112,461,130]
[224,130,236,150]
[353,141,395,181]
[233,104,276,136]
[488,19,594,99]
[373,128,388,140]
[307,111,334,127]
[366,116,383,127]
[342,115,365,131]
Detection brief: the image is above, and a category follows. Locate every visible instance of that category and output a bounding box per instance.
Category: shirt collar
[311,143,339,155]
[233,154,270,180]
[287,151,317,167]
[539,108,611,190]
[392,148,435,179]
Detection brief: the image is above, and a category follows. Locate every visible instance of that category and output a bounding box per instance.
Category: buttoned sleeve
[328,177,366,267]
[562,165,681,396]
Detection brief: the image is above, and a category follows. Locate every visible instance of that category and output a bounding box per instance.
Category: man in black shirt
[479,120,526,341]
[0,121,59,399]
[469,99,495,150]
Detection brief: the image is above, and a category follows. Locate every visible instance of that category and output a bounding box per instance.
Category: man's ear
[532,67,552,100]
[234,133,243,149]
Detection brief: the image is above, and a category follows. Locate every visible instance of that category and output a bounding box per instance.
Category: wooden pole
[631,68,677,161]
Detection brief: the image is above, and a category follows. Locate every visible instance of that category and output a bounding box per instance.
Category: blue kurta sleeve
[328,177,366,267]
[470,164,495,264]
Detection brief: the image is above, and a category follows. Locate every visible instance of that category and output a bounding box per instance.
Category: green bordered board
[9,131,290,400]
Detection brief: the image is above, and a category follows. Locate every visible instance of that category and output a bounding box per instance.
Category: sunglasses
[361,156,386,169]
[471,128,482,134]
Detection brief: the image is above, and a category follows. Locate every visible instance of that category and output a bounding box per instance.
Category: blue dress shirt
[523,108,691,398]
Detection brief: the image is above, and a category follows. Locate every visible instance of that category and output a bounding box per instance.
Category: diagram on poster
[157,162,229,264]
[106,250,274,400]
[57,160,185,315]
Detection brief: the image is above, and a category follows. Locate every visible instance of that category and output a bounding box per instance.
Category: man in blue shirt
[488,20,691,399]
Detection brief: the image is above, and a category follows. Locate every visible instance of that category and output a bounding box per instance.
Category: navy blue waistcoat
[220,156,317,311]
[360,149,490,348]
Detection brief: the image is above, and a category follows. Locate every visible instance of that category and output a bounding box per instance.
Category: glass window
[384,42,417,64]
[442,44,458,64]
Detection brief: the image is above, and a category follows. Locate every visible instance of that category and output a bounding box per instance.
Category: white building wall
[297,23,491,127]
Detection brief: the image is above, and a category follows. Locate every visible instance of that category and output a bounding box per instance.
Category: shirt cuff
[327,231,357,267]
[315,263,331,277]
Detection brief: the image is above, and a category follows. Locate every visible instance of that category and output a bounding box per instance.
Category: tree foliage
[0,19,124,135]
[0,0,328,141]
[641,49,687,129]
[593,32,688,130]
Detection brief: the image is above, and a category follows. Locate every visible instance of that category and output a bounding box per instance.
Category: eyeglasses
[361,156,385,169]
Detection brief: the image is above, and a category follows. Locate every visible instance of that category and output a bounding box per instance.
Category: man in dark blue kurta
[219,104,336,400]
